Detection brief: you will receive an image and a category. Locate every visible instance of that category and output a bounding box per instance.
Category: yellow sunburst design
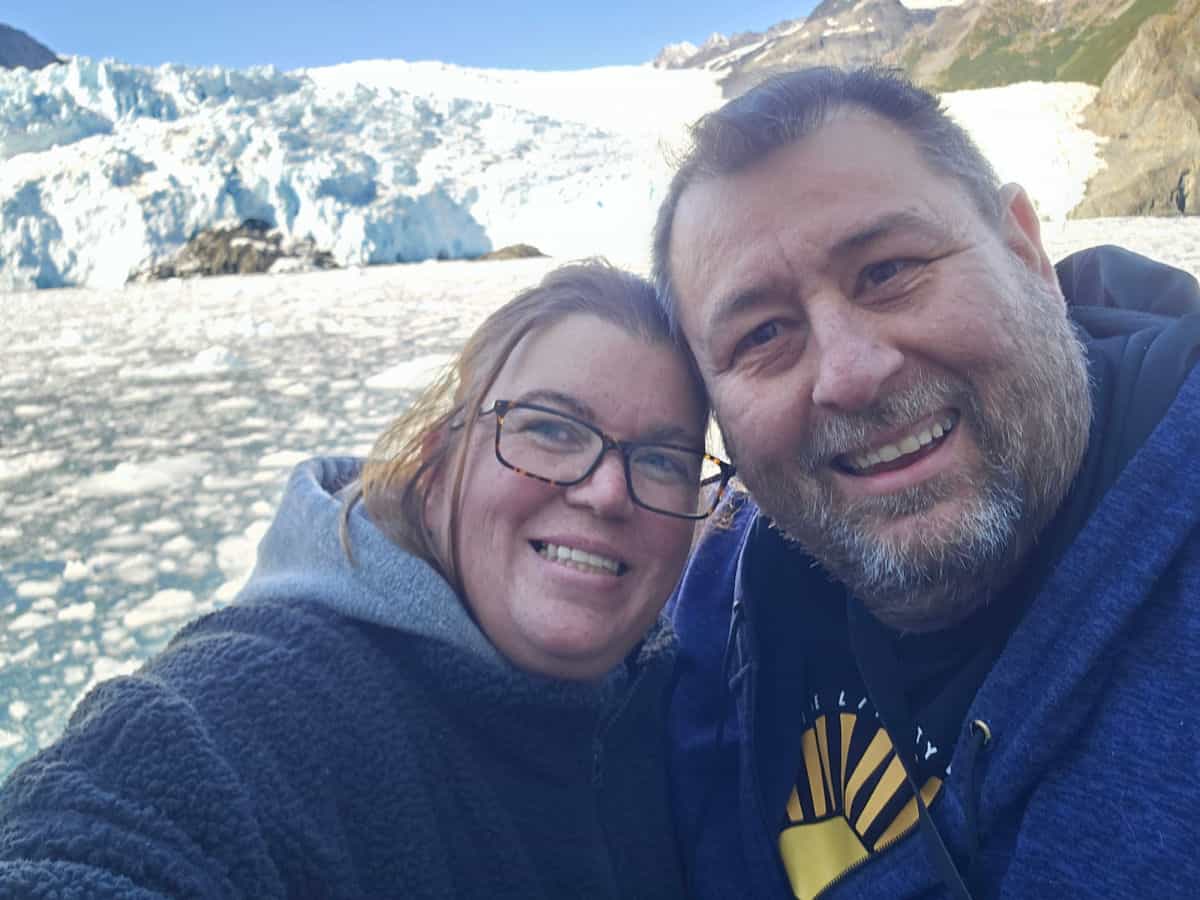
[778,712,943,900]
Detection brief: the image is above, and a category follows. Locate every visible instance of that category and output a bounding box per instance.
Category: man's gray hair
[652,66,1004,330]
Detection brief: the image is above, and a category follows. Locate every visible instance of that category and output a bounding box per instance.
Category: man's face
[667,111,1091,631]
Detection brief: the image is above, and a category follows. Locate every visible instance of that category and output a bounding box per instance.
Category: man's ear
[998,183,1059,291]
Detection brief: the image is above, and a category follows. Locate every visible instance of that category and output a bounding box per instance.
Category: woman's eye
[633,449,694,484]
[520,417,585,447]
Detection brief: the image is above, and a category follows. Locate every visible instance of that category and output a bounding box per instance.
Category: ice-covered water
[0,257,556,767]
[3,62,1200,777]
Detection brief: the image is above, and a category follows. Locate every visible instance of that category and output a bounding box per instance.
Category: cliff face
[0,24,59,70]
[1073,0,1200,216]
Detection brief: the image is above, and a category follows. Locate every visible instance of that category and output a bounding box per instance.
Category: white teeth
[537,542,622,575]
[848,415,956,473]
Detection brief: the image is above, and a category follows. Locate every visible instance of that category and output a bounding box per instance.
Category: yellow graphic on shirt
[778,712,943,900]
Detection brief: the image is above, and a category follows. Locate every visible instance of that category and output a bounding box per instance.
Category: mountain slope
[0,24,59,70]
[654,0,927,94]
[896,0,1179,90]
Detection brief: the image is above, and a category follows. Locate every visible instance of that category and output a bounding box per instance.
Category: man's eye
[861,259,914,290]
[733,321,781,358]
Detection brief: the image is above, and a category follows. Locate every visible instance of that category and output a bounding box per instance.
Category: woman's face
[430,314,705,680]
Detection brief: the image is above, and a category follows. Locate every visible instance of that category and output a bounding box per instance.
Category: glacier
[0,57,724,290]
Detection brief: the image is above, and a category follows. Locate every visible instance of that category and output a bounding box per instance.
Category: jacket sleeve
[0,665,285,899]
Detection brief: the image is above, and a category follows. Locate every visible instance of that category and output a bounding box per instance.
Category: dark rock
[132,222,338,282]
[474,243,547,261]
[240,217,273,234]
[0,23,61,70]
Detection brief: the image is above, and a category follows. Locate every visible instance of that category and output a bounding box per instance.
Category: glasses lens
[628,445,714,517]
[497,405,602,482]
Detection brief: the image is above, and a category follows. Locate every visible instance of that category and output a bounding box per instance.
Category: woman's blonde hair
[346,259,707,594]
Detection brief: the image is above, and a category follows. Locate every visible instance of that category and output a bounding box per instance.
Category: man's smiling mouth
[531,540,628,576]
[837,411,959,477]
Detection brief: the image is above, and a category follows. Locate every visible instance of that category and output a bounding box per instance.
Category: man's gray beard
[728,262,1093,633]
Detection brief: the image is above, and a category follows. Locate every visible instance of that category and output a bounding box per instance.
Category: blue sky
[7,2,821,71]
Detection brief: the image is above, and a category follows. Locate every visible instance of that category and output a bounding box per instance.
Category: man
[653,66,1200,899]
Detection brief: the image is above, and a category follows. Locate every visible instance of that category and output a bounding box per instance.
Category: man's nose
[809,305,904,412]
[564,449,633,517]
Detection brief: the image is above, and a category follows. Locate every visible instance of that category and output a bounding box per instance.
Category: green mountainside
[932,0,1175,89]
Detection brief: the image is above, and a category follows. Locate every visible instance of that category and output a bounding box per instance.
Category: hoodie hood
[237,456,508,668]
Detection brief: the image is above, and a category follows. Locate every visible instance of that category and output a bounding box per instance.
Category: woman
[0,261,734,899]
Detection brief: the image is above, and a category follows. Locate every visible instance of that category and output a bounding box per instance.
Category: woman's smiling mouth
[531,540,628,576]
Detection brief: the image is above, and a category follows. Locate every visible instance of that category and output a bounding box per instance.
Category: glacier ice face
[0,57,724,290]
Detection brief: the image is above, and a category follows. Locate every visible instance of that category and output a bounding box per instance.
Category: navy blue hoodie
[667,248,1200,899]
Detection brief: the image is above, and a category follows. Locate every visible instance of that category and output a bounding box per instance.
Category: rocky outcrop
[132,220,337,281]
[1073,0,1200,217]
[0,24,60,70]
[474,243,546,261]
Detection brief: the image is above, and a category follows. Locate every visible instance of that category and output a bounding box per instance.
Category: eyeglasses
[480,400,735,520]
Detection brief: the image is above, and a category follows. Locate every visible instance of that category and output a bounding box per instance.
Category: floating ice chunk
[16,580,59,600]
[260,450,308,469]
[294,413,329,431]
[120,346,246,381]
[8,643,38,665]
[9,612,53,632]
[12,404,52,418]
[97,533,151,551]
[211,397,256,412]
[0,451,65,484]
[62,560,91,581]
[114,555,157,586]
[161,534,196,555]
[216,520,270,578]
[142,517,183,536]
[8,701,29,720]
[365,353,454,390]
[122,589,198,629]
[63,666,87,686]
[57,602,96,623]
[0,731,23,751]
[70,453,210,497]
[56,354,123,373]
